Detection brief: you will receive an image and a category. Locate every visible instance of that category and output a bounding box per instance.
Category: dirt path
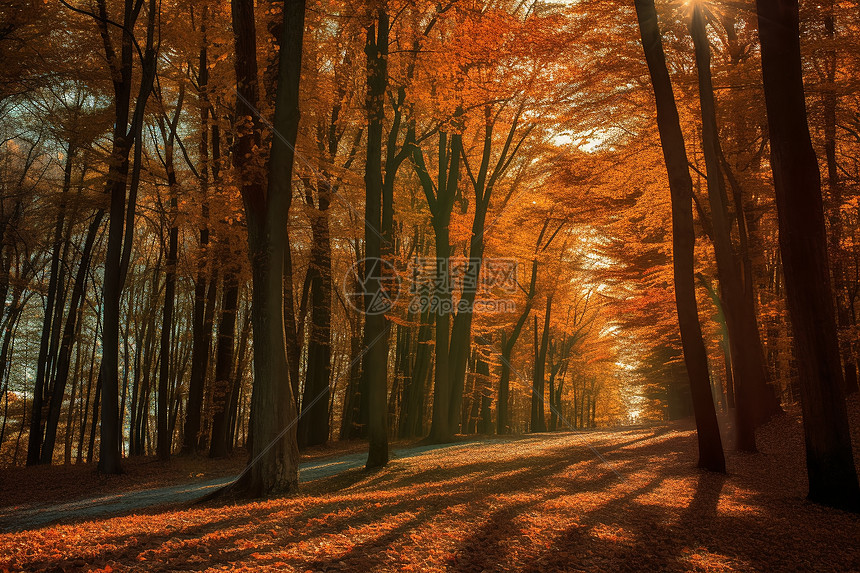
[0,439,492,532]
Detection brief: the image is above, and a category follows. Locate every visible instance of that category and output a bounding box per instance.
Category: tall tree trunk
[363,8,391,467]
[548,368,558,431]
[447,105,528,433]
[184,264,216,454]
[339,302,364,440]
[497,331,513,435]
[230,0,304,496]
[634,0,725,473]
[184,13,214,454]
[157,90,183,461]
[755,0,860,510]
[283,234,302,411]
[209,276,239,457]
[0,295,24,447]
[428,223,452,442]
[131,265,160,456]
[689,5,770,451]
[411,105,463,440]
[77,310,99,463]
[399,307,431,438]
[531,294,551,433]
[64,324,84,464]
[497,256,538,434]
[88,368,101,464]
[97,0,158,474]
[476,348,492,434]
[395,321,413,437]
[298,182,332,447]
[227,296,252,453]
[820,0,857,395]
[411,128,462,443]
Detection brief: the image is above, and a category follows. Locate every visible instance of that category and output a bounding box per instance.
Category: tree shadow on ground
[4,426,859,572]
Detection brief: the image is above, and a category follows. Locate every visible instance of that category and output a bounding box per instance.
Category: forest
[1,0,859,570]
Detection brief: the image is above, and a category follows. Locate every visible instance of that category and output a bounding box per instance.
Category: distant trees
[0,0,638,473]
[155,86,184,461]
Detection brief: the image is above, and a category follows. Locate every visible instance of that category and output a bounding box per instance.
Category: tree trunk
[634,0,725,472]
[283,230,301,411]
[411,116,463,442]
[77,312,99,463]
[157,91,183,461]
[184,18,214,455]
[97,0,158,474]
[428,224,452,442]
[227,296,252,453]
[755,0,860,510]
[399,308,431,438]
[531,295,551,433]
[156,205,178,461]
[689,5,769,451]
[477,350,492,434]
[395,320,413,437]
[447,103,527,434]
[230,0,304,496]
[363,9,391,467]
[298,182,332,448]
[184,269,216,454]
[497,256,538,434]
[339,301,364,440]
[820,0,856,395]
[548,364,559,431]
[0,295,24,447]
[28,144,73,465]
[209,277,239,458]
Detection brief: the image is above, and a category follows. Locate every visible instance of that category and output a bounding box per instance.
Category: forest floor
[0,438,498,532]
[1,397,859,572]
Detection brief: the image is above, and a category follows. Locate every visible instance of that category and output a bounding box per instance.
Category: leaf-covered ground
[2,399,859,572]
[0,441,372,510]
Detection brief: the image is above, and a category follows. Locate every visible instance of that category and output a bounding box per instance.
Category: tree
[687,4,778,451]
[155,85,184,461]
[755,0,860,510]
[93,0,159,474]
[531,294,551,433]
[362,6,392,468]
[230,0,305,496]
[634,0,725,473]
[183,4,219,455]
[411,125,462,443]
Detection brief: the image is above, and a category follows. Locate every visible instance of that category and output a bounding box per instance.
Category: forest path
[6,410,860,572]
[0,436,511,532]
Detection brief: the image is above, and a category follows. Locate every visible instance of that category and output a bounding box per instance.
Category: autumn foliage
[1,0,860,564]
